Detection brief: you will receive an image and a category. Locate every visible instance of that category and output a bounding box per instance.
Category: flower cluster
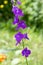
[11,0,31,60]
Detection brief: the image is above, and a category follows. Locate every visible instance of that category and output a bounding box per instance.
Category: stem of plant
[22,40,28,65]
[26,58,28,65]
[22,40,24,48]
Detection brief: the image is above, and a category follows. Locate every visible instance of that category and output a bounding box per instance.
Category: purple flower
[12,6,24,17]
[16,20,27,30]
[13,16,19,24]
[22,48,31,57]
[17,0,21,5]
[15,32,24,45]
[15,32,29,45]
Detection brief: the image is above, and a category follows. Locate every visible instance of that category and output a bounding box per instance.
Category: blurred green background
[0,0,43,65]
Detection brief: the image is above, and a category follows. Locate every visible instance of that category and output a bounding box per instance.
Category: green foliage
[20,0,43,31]
[0,27,43,65]
[0,0,13,21]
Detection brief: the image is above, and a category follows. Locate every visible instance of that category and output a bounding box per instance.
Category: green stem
[26,58,28,65]
[22,40,24,48]
[22,40,28,65]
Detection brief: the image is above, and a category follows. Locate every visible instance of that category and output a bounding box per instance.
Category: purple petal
[16,42,20,46]
[13,16,19,24]
[16,20,27,30]
[23,33,29,40]
[17,0,21,5]
[15,32,24,45]
[22,48,31,57]
[26,49,31,57]
[12,6,24,17]
[22,48,27,56]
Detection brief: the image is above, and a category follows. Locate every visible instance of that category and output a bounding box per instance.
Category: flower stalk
[26,58,28,65]
[11,0,31,65]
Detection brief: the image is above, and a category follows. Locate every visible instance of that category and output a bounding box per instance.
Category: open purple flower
[15,32,24,45]
[12,6,24,17]
[16,20,27,30]
[14,32,29,45]
[13,16,19,24]
[22,47,31,57]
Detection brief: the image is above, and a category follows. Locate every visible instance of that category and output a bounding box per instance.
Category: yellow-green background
[0,0,43,65]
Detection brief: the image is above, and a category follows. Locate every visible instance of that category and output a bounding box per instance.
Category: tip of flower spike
[11,0,14,5]
[17,0,21,5]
